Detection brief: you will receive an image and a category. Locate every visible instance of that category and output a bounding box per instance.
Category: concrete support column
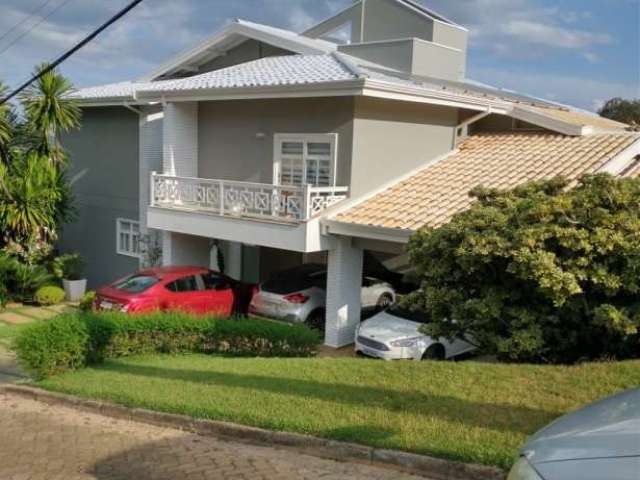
[224,241,243,280]
[162,102,198,177]
[162,232,210,267]
[324,236,363,348]
[139,108,164,267]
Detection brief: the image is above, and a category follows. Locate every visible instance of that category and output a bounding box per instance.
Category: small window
[166,276,200,293]
[116,218,141,258]
[274,134,337,187]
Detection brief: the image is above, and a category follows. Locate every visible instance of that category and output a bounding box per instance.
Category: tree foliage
[598,97,640,126]
[405,174,640,363]
[0,66,78,255]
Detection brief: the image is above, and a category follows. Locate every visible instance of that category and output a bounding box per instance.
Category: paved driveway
[0,391,430,480]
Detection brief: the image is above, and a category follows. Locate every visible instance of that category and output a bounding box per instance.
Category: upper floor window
[116,218,141,258]
[273,133,337,187]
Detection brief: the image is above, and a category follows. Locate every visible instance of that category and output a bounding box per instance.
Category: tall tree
[598,97,640,125]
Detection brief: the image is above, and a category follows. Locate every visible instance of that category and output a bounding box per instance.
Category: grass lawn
[37,354,640,470]
[0,321,32,348]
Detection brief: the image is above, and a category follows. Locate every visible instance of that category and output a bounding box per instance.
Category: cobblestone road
[0,391,431,480]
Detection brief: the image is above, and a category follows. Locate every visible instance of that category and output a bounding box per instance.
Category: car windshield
[387,304,430,323]
[113,275,159,293]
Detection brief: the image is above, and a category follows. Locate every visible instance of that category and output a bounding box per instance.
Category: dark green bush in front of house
[34,285,65,306]
[211,318,321,357]
[15,314,90,378]
[15,312,321,378]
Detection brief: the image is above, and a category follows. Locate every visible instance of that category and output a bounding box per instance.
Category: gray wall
[362,0,434,42]
[197,39,292,74]
[60,107,140,288]
[198,97,355,186]
[350,96,458,197]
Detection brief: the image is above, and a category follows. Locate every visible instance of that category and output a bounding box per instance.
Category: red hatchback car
[94,266,253,316]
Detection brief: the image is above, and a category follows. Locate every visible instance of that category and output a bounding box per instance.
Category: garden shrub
[79,291,96,311]
[10,263,53,302]
[210,318,321,357]
[15,314,89,379]
[405,174,640,364]
[15,312,321,378]
[34,285,65,306]
[52,253,85,280]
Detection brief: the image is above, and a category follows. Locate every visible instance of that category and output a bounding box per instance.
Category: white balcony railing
[150,173,349,223]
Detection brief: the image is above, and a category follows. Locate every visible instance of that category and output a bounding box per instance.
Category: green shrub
[406,174,640,364]
[11,263,53,302]
[52,253,85,280]
[34,285,65,306]
[15,312,321,378]
[79,291,96,311]
[211,318,321,357]
[15,314,89,379]
[0,253,18,307]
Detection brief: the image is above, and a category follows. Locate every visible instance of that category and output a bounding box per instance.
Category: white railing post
[150,171,156,206]
[219,179,225,216]
[303,184,312,220]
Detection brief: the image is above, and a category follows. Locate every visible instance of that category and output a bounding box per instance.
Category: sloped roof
[522,105,628,131]
[138,54,357,94]
[334,132,640,231]
[140,19,337,82]
[67,81,136,101]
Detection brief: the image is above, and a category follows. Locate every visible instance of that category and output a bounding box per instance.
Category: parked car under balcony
[249,264,395,329]
[355,305,476,361]
[94,266,254,316]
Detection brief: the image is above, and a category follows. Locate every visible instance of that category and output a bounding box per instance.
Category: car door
[199,271,235,316]
[164,275,209,314]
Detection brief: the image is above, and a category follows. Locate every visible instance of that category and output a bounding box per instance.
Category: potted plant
[53,253,87,302]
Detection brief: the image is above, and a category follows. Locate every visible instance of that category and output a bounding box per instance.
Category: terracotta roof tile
[335,132,640,231]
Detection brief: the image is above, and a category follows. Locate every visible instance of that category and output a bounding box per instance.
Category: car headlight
[390,336,422,348]
[507,457,543,480]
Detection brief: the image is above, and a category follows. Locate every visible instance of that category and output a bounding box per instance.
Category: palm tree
[0,82,12,164]
[20,64,81,163]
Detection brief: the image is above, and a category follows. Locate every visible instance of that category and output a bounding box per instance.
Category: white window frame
[273,133,338,188]
[116,218,141,258]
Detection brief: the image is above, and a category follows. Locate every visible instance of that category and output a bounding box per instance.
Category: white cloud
[501,20,612,49]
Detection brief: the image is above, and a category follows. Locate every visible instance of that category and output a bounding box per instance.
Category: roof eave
[136,78,367,102]
[323,218,413,244]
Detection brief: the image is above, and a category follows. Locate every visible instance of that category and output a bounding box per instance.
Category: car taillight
[284,293,309,304]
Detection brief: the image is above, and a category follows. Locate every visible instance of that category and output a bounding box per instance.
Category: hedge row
[15,312,321,379]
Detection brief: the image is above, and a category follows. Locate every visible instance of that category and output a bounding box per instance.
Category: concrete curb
[2,384,505,480]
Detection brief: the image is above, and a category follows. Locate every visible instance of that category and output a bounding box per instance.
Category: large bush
[16,312,321,378]
[15,315,89,378]
[405,174,640,364]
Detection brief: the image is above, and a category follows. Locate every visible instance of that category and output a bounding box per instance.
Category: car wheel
[376,293,394,311]
[305,309,325,332]
[422,344,445,361]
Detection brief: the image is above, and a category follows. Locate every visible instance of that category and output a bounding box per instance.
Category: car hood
[358,312,422,342]
[523,388,640,465]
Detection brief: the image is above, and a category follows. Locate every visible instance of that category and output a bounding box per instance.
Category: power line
[0,0,144,106]
[0,0,57,44]
[0,0,76,58]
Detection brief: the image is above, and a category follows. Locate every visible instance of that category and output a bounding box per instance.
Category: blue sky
[0,0,638,111]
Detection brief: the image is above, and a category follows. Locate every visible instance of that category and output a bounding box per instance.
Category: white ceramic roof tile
[68,81,137,100]
[138,54,357,93]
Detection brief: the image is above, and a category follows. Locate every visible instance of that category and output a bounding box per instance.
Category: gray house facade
[61,0,640,347]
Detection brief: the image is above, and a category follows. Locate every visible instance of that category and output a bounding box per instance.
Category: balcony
[150,173,349,224]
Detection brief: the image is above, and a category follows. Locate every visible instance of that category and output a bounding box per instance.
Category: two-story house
[61,0,640,348]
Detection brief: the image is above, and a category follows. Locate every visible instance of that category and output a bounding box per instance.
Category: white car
[355,305,476,360]
[250,264,396,330]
